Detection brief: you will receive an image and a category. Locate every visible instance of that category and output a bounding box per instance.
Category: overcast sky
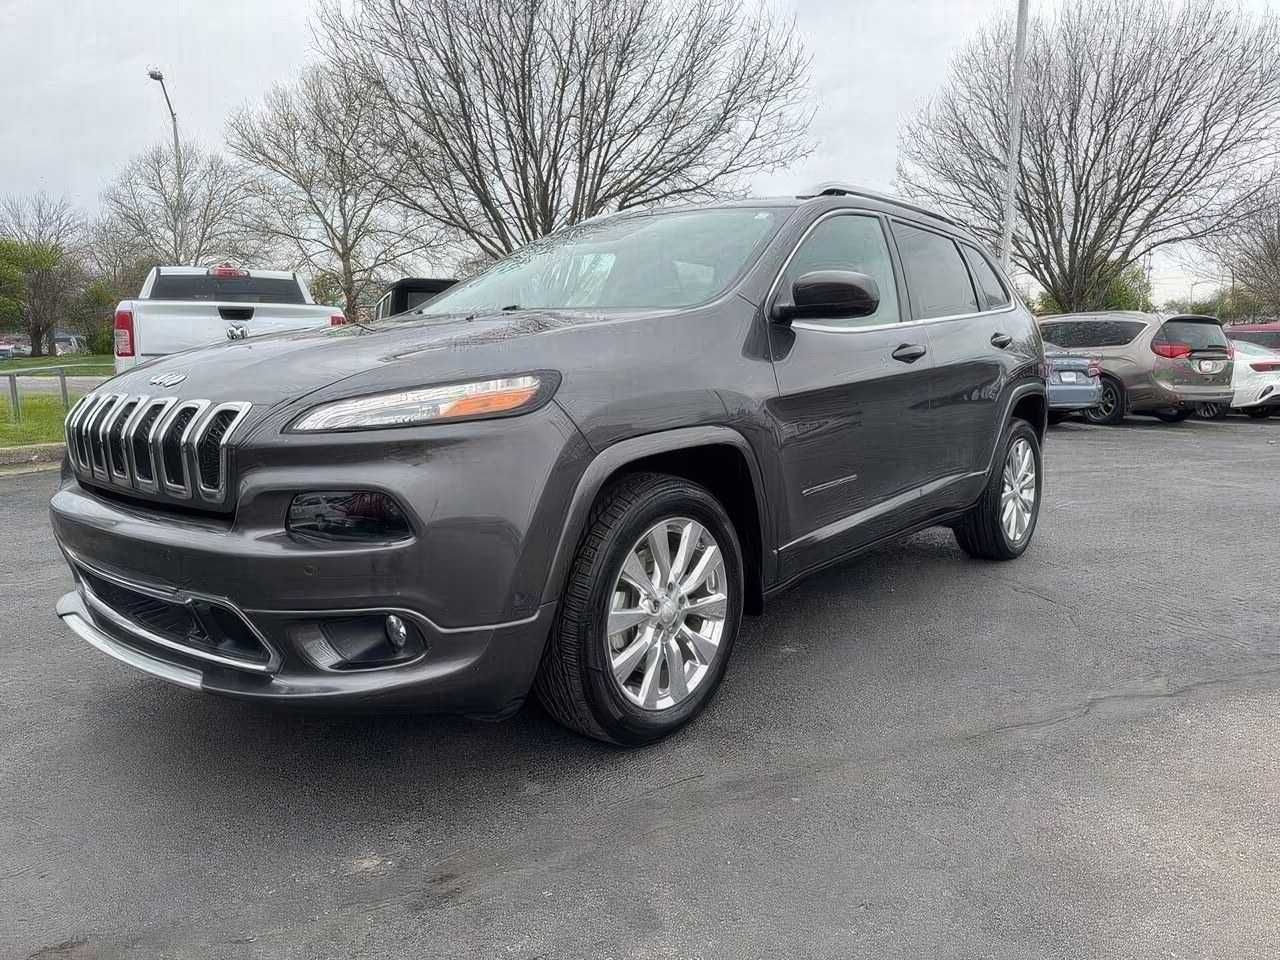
[2,0,1276,300]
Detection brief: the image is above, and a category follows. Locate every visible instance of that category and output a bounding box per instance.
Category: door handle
[891,343,927,364]
[991,332,1013,349]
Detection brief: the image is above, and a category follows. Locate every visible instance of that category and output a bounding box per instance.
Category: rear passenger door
[891,222,1009,482]
[767,211,937,576]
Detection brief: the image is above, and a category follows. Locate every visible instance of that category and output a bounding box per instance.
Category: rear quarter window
[149,275,306,304]
[1038,319,1146,348]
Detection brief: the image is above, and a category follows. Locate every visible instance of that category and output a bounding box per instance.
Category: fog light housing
[287,491,412,542]
[291,614,426,670]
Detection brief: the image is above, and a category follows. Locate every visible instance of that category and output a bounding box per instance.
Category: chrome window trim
[192,401,252,502]
[68,549,280,673]
[765,207,1022,336]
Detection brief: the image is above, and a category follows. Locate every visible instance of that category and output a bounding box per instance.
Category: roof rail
[798,182,959,227]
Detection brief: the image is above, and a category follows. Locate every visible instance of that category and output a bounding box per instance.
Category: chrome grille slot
[194,402,251,498]
[130,400,170,486]
[105,398,138,479]
[68,392,251,508]
[161,405,200,491]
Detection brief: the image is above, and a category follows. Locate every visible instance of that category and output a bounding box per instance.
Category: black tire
[953,418,1042,561]
[1083,377,1125,425]
[1153,409,1194,423]
[534,472,744,745]
[1246,406,1273,419]
[1196,403,1227,420]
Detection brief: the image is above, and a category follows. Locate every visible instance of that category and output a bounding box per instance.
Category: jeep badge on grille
[148,372,187,387]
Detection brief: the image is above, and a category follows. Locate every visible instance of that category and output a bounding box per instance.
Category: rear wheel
[954,418,1042,561]
[535,473,744,745]
[1246,406,1273,419]
[1083,378,1125,425]
[1154,408,1194,423]
[1196,402,1227,420]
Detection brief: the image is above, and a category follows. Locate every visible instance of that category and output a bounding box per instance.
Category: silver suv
[1037,312,1234,424]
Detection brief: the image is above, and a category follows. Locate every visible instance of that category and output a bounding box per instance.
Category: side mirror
[772,270,880,324]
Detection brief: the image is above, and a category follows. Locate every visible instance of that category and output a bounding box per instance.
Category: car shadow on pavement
[73,531,957,841]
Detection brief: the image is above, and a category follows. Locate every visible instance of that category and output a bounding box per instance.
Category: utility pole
[999,0,1031,271]
[147,67,188,262]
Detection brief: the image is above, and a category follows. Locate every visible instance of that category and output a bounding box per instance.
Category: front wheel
[535,473,744,745]
[953,418,1042,561]
[1083,378,1125,425]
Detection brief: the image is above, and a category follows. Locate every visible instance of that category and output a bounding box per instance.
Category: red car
[1226,321,1280,350]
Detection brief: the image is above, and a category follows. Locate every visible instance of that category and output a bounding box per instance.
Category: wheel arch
[541,427,773,615]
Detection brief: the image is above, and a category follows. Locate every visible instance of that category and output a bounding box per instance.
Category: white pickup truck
[112,265,343,373]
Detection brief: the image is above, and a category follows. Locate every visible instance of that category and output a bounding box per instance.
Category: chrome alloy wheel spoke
[999,438,1036,543]
[606,517,728,711]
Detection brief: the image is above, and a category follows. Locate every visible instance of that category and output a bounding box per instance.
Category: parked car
[1037,312,1234,424]
[1224,320,1280,350]
[372,277,458,320]
[112,265,345,374]
[52,186,1047,745]
[1042,341,1102,422]
[1197,339,1280,420]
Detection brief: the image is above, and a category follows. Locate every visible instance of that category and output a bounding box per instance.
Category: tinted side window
[1038,320,1146,348]
[892,223,979,319]
[781,215,900,327]
[961,244,1011,310]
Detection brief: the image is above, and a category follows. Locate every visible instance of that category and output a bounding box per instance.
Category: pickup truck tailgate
[135,301,334,358]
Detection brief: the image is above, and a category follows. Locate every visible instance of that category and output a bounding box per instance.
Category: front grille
[66,394,251,507]
[78,566,274,669]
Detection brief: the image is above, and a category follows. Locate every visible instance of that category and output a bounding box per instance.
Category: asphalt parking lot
[3,417,1279,960]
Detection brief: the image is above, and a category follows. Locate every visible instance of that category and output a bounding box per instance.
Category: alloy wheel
[1000,438,1037,544]
[606,517,728,711]
[1088,382,1118,422]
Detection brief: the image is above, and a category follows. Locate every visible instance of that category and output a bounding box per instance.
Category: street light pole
[999,0,1031,271]
[147,68,179,161]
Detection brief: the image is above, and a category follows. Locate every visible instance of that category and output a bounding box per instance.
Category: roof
[797,182,960,226]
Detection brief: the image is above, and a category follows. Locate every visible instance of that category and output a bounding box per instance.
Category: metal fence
[4,363,108,424]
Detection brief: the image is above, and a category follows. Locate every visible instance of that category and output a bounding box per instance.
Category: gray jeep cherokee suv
[51,185,1046,744]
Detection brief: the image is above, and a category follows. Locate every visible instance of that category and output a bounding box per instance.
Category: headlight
[289,373,557,432]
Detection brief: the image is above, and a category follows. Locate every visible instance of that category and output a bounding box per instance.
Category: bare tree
[1205,189,1280,314]
[0,193,84,356]
[102,140,263,266]
[317,0,812,259]
[227,64,433,318]
[898,0,1280,312]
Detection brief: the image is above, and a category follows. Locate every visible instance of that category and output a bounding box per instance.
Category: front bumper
[55,575,556,714]
[49,402,590,714]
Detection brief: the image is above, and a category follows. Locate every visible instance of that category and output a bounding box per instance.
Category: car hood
[100,309,613,406]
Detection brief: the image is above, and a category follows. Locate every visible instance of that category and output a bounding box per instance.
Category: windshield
[1155,318,1230,351]
[419,207,787,315]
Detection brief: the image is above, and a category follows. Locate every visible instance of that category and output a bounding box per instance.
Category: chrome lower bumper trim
[57,591,203,691]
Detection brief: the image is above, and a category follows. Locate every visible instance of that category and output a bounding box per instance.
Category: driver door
[766,212,937,577]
